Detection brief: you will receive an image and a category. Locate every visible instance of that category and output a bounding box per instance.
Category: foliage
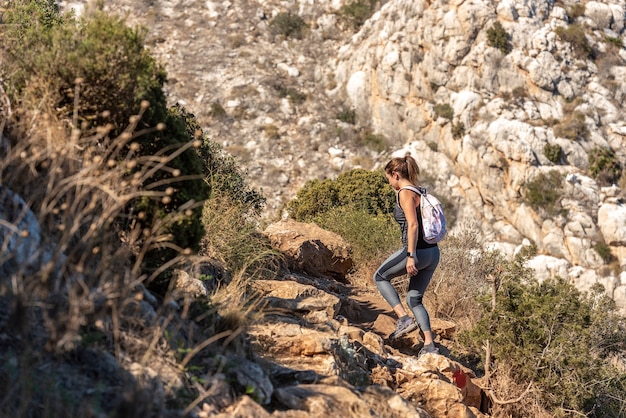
[426,226,504,331]
[434,103,454,120]
[452,122,465,139]
[171,104,265,215]
[269,12,307,39]
[588,147,622,187]
[3,3,167,135]
[1,2,213,286]
[463,271,626,416]
[568,4,585,21]
[523,171,564,216]
[312,206,399,264]
[201,194,279,278]
[543,143,563,164]
[272,82,306,105]
[487,21,512,54]
[358,129,388,153]
[287,168,396,222]
[209,101,227,118]
[553,111,589,140]
[604,36,623,48]
[593,242,616,264]
[555,24,594,59]
[337,107,357,124]
[339,0,378,30]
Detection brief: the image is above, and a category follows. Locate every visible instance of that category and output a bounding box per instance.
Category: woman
[374,153,440,357]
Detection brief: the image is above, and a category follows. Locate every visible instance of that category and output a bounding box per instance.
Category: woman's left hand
[407,257,418,276]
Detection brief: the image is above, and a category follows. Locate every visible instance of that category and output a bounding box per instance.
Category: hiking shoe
[389,316,418,340]
[418,344,439,358]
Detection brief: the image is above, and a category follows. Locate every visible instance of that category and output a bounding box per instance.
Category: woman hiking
[374,153,439,357]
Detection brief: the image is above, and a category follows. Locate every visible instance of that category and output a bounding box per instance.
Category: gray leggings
[373,246,440,332]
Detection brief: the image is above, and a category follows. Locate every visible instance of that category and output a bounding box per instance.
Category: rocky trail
[227,274,484,418]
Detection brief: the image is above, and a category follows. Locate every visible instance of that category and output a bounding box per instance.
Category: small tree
[487,21,512,54]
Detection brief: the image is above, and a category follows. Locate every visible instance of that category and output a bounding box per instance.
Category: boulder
[264,219,353,280]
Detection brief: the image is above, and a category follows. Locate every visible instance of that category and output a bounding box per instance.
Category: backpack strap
[396,185,426,205]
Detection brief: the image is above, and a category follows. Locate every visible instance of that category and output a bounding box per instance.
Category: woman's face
[385,171,400,190]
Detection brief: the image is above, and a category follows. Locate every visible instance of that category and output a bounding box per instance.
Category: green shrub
[287,168,395,222]
[555,24,594,59]
[339,0,377,30]
[272,83,306,104]
[434,103,454,120]
[588,147,622,187]
[269,12,307,39]
[312,206,399,264]
[358,130,388,153]
[568,4,585,21]
[209,101,227,118]
[337,108,357,124]
[3,5,167,136]
[523,171,563,215]
[452,122,465,139]
[553,111,589,141]
[593,242,616,264]
[604,36,623,48]
[1,2,212,287]
[487,21,512,54]
[462,274,626,416]
[173,105,265,215]
[543,143,563,164]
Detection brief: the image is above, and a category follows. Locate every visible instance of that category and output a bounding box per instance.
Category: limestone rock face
[264,219,354,280]
[332,0,626,312]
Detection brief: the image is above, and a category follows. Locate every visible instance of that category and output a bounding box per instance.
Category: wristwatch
[407,252,413,257]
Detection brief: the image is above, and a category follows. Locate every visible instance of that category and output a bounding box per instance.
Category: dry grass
[0,87,206,416]
[425,223,503,333]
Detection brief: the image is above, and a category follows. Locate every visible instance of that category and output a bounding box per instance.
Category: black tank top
[393,190,437,250]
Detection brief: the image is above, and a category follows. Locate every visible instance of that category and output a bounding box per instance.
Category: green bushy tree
[0,1,224,288]
[588,147,622,187]
[287,168,395,221]
[462,269,626,416]
[523,171,564,216]
[287,169,398,266]
[487,21,512,54]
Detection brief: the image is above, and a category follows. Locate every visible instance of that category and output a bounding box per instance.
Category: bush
[462,273,626,416]
[339,0,378,30]
[543,143,563,164]
[312,206,399,265]
[434,103,454,120]
[452,122,465,139]
[588,147,622,186]
[287,168,395,221]
[568,4,585,21]
[523,171,563,215]
[269,12,307,39]
[555,24,594,59]
[487,21,512,54]
[358,130,388,153]
[337,108,357,124]
[553,111,589,141]
[272,82,306,105]
[426,227,504,331]
[593,242,616,264]
[3,4,167,136]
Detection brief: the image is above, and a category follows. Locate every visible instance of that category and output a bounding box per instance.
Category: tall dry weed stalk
[0,84,201,351]
[426,222,503,332]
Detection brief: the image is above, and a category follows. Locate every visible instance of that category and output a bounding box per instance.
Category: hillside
[59,0,626,315]
[0,1,625,417]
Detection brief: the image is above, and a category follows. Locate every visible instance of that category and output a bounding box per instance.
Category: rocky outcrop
[332,0,626,312]
[264,219,354,280]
